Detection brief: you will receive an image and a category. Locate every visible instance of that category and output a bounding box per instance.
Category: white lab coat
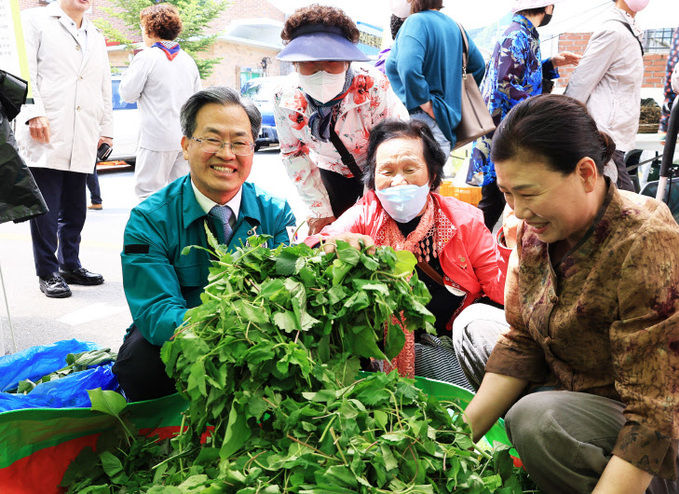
[16,3,113,174]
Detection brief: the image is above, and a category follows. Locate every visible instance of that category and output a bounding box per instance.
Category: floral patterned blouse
[273,65,408,218]
[469,15,557,186]
[486,184,679,479]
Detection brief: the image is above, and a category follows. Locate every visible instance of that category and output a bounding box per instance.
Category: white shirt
[57,6,89,55]
[191,180,242,228]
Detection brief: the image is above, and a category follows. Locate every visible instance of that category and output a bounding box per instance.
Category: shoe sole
[58,275,104,286]
[59,277,104,286]
[40,285,72,298]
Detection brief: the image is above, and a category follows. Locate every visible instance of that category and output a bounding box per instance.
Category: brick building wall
[214,0,283,34]
[204,40,283,89]
[204,0,287,89]
[556,32,668,89]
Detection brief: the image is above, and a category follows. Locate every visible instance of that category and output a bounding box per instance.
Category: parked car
[109,76,140,163]
[240,76,287,151]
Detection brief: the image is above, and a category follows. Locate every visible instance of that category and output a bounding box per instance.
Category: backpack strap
[610,18,644,56]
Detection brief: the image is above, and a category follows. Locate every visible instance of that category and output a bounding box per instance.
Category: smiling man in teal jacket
[113,87,296,401]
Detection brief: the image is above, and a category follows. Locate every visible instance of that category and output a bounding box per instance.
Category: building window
[642,28,675,54]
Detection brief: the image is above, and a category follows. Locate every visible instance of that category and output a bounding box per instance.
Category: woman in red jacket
[306,119,510,385]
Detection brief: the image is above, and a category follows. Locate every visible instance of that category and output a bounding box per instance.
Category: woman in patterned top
[462,94,679,493]
[305,119,510,384]
[468,0,580,230]
[273,5,408,236]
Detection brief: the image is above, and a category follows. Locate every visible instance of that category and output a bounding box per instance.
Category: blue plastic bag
[0,339,118,412]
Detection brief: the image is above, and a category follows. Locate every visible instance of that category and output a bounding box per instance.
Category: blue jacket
[470,15,558,186]
[386,10,486,146]
[121,176,296,345]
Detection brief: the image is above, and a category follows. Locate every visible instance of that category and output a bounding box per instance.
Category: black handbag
[0,69,28,122]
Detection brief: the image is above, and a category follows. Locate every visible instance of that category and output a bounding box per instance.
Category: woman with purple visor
[273,5,408,235]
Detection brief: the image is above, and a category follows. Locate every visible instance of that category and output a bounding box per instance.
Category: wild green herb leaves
[63,236,529,492]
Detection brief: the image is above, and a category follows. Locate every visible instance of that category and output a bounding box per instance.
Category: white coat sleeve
[99,43,114,138]
[20,11,46,122]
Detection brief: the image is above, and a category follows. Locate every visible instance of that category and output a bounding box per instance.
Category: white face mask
[375,183,430,223]
[389,0,412,18]
[298,70,347,104]
[625,0,649,12]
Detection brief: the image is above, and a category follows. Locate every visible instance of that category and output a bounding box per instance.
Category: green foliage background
[94,0,231,79]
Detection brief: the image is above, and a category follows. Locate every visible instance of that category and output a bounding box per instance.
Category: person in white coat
[565,0,649,192]
[120,3,201,200]
[17,0,113,299]
[672,64,679,94]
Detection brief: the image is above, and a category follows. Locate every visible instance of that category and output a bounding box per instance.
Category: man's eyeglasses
[189,137,255,156]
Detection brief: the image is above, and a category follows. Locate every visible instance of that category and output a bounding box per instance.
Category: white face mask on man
[298,70,347,104]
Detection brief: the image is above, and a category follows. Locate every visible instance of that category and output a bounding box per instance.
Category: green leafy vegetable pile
[63,234,529,493]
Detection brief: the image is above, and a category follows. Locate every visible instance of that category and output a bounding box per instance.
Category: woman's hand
[551,51,581,67]
[592,456,653,494]
[307,216,336,235]
[501,205,520,249]
[321,233,376,255]
[419,101,435,119]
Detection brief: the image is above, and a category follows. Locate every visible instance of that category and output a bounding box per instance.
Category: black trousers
[319,168,364,218]
[29,168,87,277]
[112,326,176,402]
[477,180,506,232]
[612,150,636,192]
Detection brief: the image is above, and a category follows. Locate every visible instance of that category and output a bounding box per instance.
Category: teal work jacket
[121,176,296,345]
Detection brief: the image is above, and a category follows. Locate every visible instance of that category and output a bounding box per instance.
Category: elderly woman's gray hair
[362,119,446,191]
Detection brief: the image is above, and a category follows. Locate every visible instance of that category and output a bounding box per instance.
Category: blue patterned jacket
[470,15,558,186]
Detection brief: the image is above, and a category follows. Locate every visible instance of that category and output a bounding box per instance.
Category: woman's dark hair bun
[598,131,617,165]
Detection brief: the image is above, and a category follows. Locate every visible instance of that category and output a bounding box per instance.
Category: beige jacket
[16,3,113,174]
[565,7,643,152]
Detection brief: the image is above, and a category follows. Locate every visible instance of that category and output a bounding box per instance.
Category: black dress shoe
[58,267,105,286]
[39,275,72,298]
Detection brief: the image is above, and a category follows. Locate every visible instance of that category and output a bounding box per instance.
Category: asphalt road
[0,147,309,356]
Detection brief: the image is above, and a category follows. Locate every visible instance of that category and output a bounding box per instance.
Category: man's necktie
[210,205,233,244]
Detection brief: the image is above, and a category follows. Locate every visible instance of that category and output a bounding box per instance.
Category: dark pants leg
[58,171,87,271]
[319,168,364,218]
[477,181,506,231]
[30,168,87,276]
[505,391,679,494]
[112,326,177,402]
[613,150,636,192]
[30,168,62,276]
[87,164,102,205]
